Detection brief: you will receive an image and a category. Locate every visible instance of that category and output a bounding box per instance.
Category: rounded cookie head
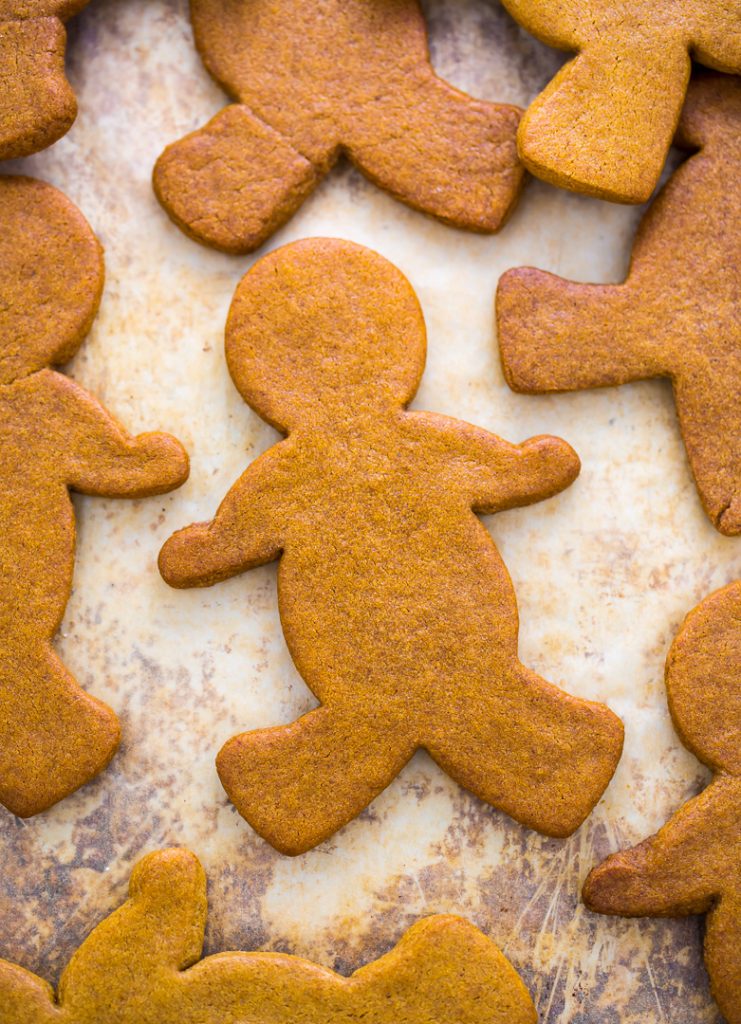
[0,175,104,385]
[666,580,741,775]
[675,72,741,151]
[225,238,426,432]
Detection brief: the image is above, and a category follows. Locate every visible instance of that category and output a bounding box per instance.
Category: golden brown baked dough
[0,848,538,1023]
[153,0,524,254]
[583,580,741,1024]
[0,176,189,818]
[499,0,741,202]
[497,74,741,535]
[0,2,91,159]
[160,237,623,855]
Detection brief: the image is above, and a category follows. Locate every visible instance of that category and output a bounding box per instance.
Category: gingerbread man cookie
[0,848,537,1023]
[153,0,524,254]
[0,176,189,818]
[499,0,741,202]
[160,237,623,855]
[497,74,741,536]
[0,2,91,159]
[583,580,741,1024]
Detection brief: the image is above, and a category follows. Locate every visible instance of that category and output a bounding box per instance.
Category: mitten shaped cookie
[153,0,524,254]
[0,2,91,159]
[497,74,741,536]
[499,0,741,202]
[160,238,623,855]
[0,848,537,1023]
[583,580,741,1024]
[0,177,189,818]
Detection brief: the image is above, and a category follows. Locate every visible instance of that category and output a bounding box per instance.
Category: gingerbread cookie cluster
[0,2,738,1022]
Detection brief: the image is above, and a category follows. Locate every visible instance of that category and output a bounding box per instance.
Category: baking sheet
[1,1,739,1021]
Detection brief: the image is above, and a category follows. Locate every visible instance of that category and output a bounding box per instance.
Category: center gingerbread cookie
[159,237,624,855]
[153,0,524,254]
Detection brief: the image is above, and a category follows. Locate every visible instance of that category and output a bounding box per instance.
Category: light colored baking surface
[0,2,738,1021]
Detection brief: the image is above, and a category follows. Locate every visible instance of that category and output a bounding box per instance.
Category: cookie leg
[153,105,321,254]
[704,897,741,1024]
[673,369,741,535]
[345,72,523,232]
[0,645,120,817]
[0,962,57,1024]
[496,269,665,392]
[517,42,690,203]
[424,663,623,837]
[216,705,416,855]
[0,18,77,160]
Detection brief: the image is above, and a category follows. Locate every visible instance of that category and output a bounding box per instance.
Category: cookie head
[666,581,741,775]
[675,72,741,151]
[225,239,426,432]
[0,176,104,385]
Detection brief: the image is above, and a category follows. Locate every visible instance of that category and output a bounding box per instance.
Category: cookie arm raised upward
[496,269,669,393]
[41,371,189,497]
[159,448,286,588]
[583,785,732,917]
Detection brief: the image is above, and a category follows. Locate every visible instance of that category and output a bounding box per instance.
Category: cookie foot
[153,105,320,255]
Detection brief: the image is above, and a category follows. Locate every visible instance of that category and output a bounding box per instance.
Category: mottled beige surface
[0,2,738,1022]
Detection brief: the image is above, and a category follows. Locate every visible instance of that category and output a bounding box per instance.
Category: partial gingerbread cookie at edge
[153,0,524,254]
[0,848,538,1024]
[499,0,741,202]
[497,74,741,535]
[583,580,741,1024]
[0,176,189,818]
[159,237,623,855]
[0,2,92,159]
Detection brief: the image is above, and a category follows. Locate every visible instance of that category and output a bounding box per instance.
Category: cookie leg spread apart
[153,0,523,253]
[425,662,624,838]
[154,88,522,254]
[342,71,522,233]
[0,18,77,160]
[704,897,741,1024]
[0,849,538,1024]
[217,651,624,855]
[217,705,417,856]
[0,646,120,818]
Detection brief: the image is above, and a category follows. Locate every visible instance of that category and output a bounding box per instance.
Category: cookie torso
[0,372,77,638]
[274,412,518,713]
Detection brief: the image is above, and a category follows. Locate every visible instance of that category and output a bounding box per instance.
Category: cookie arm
[159,453,284,588]
[56,850,207,1014]
[44,373,189,497]
[0,961,59,1023]
[465,427,580,513]
[583,791,725,917]
[496,268,669,392]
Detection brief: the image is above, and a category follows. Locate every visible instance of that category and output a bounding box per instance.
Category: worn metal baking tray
[1,1,738,1021]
